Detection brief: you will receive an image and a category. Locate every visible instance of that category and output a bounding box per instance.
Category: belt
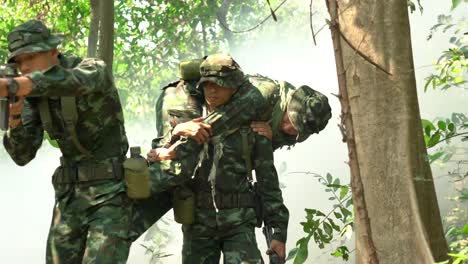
[196,192,256,209]
[53,157,124,184]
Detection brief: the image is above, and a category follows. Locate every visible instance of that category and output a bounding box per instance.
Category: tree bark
[87,0,100,58]
[327,0,379,263]
[98,0,114,72]
[327,0,449,263]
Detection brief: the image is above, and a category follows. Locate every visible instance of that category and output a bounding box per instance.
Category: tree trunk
[326,0,449,263]
[98,0,114,72]
[87,0,100,58]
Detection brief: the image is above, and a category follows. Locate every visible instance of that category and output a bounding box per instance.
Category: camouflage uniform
[130,55,332,239]
[175,54,288,264]
[3,20,133,263]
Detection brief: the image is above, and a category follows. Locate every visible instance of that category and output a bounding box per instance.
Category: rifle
[262,224,283,264]
[0,64,19,131]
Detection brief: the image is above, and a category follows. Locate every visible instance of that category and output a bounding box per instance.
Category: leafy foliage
[0,0,308,125]
[425,14,467,91]
[287,173,353,263]
[421,113,468,155]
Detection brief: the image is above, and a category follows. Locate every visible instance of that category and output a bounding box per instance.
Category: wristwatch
[7,78,19,96]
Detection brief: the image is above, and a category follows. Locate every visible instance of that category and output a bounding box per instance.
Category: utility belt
[53,157,124,184]
[196,191,256,209]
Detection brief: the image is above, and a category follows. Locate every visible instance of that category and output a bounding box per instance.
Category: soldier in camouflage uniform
[177,54,289,264]
[0,20,134,263]
[131,55,331,242]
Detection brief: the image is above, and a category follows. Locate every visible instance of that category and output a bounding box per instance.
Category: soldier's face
[203,82,236,109]
[14,49,59,74]
[280,111,299,135]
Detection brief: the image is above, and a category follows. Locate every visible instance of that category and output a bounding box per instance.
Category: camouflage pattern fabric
[180,126,289,263]
[7,19,62,63]
[46,180,133,264]
[286,85,332,142]
[3,20,132,264]
[4,55,128,164]
[198,54,245,89]
[182,224,263,264]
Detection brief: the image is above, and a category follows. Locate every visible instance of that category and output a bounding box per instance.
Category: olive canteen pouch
[123,146,151,199]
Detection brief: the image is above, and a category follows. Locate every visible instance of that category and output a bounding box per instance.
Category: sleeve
[207,81,279,135]
[149,138,202,193]
[3,99,44,166]
[26,58,110,97]
[253,134,289,242]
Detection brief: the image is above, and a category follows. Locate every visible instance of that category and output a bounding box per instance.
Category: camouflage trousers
[129,189,173,239]
[182,223,264,264]
[45,179,134,264]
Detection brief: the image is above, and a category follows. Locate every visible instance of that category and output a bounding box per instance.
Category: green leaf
[453,76,464,83]
[448,122,455,132]
[286,247,298,261]
[340,186,349,200]
[316,210,326,217]
[333,178,340,186]
[451,0,462,9]
[422,119,436,135]
[334,212,342,219]
[462,223,468,235]
[328,218,341,231]
[326,173,333,183]
[427,131,441,148]
[323,222,333,235]
[294,237,310,264]
[437,120,447,131]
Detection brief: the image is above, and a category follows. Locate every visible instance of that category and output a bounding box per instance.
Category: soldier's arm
[11,58,111,97]
[3,99,44,166]
[206,80,278,135]
[254,134,289,243]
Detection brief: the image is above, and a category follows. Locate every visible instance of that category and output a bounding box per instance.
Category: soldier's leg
[81,194,134,264]
[129,189,173,240]
[182,226,221,264]
[46,191,87,264]
[222,229,263,264]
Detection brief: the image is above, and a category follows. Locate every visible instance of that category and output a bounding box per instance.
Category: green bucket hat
[197,54,245,89]
[287,85,332,142]
[7,20,62,63]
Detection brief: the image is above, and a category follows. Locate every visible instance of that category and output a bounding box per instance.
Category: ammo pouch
[53,157,123,184]
[172,185,195,225]
[196,191,256,210]
[123,155,151,199]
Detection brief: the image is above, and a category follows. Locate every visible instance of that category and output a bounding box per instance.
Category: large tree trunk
[327,0,449,263]
[98,0,114,72]
[87,0,100,58]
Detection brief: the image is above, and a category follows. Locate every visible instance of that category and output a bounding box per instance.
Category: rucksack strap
[37,98,56,138]
[61,96,93,158]
[37,97,93,157]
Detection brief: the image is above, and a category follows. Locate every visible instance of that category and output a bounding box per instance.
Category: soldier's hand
[267,239,286,263]
[147,146,176,162]
[172,117,212,144]
[9,97,24,129]
[251,121,273,140]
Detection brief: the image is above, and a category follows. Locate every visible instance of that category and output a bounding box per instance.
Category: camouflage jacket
[189,126,289,243]
[154,74,297,150]
[3,54,128,166]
